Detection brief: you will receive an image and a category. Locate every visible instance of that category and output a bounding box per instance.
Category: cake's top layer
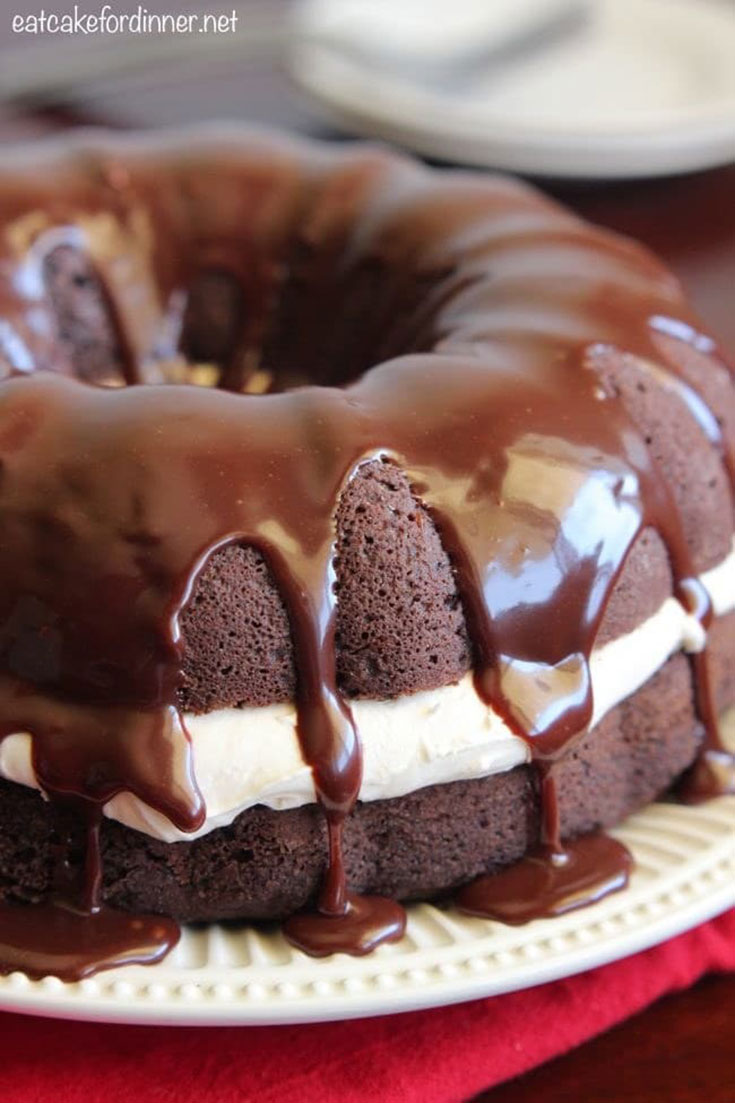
[0,128,732,938]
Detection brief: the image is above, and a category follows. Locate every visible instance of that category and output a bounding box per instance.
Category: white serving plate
[0,795,732,1025]
[290,0,735,178]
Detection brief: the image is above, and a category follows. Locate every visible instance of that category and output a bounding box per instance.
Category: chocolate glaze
[0,801,179,980]
[0,130,731,974]
[456,833,632,925]
[284,891,406,957]
[0,899,179,982]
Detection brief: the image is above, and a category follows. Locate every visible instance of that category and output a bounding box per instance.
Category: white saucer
[0,795,732,1025]
[290,0,735,178]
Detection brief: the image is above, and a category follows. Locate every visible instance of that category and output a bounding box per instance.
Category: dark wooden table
[1,7,734,1099]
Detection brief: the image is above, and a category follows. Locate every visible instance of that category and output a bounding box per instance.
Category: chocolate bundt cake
[0,127,732,978]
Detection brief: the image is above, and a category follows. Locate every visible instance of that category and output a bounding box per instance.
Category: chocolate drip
[0,133,730,975]
[0,898,179,982]
[455,759,632,922]
[677,578,735,800]
[0,799,179,980]
[456,833,632,925]
[284,891,406,957]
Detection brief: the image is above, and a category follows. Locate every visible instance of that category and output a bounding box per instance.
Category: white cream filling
[1,541,733,843]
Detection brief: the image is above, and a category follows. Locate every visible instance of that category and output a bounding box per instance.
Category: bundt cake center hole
[181,257,450,394]
[42,244,451,393]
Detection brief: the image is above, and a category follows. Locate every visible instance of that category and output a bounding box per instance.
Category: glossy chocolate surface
[0,899,179,982]
[456,834,632,925]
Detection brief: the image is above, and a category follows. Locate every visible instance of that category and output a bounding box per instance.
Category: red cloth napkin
[0,909,732,1103]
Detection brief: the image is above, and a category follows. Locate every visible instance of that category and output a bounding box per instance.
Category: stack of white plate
[290,0,735,177]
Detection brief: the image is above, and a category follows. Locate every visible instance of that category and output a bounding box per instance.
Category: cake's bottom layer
[1,650,727,923]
